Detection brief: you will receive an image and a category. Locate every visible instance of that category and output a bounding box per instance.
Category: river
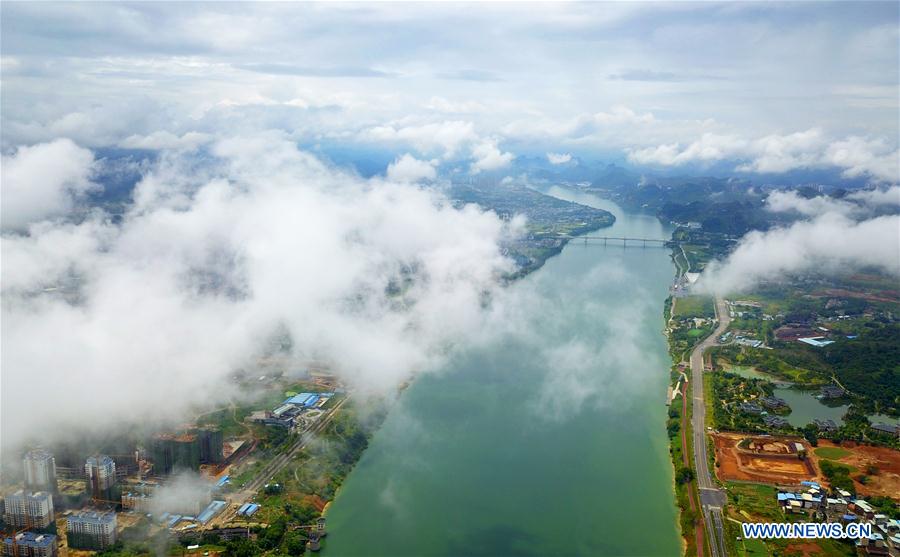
[323,189,681,556]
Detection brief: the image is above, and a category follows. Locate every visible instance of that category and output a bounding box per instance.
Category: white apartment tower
[3,490,55,529]
[23,449,57,493]
[84,455,116,500]
[66,510,117,550]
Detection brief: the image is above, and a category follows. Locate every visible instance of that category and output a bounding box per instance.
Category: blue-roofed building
[283,392,333,408]
[284,393,315,406]
[197,500,226,525]
[3,532,58,557]
[215,475,230,488]
[166,515,183,529]
[245,503,260,517]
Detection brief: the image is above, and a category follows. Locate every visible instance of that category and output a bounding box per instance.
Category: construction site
[713,433,819,484]
[1,365,348,556]
[812,440,900,500]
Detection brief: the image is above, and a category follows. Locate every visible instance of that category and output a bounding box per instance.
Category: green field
[673,295,716,319]
[726,483,781,521]
[737,537,768,557]
[814,446,851,460]
[820,459,858,473]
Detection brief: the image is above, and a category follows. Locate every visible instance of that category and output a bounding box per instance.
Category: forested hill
[824,324,900,414]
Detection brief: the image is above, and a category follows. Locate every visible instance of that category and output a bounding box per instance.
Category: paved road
[690,297,730,557]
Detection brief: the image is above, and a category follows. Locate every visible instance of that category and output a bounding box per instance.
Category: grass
[726,483,781,521]
[814,446,851,460]
[819,459,858,473]
[738,537,769,557]
[673,295,716,319]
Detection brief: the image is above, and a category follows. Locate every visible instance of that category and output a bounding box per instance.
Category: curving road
[690,297,730,557]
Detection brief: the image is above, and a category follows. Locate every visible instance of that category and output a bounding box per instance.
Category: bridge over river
[557,234,679,247]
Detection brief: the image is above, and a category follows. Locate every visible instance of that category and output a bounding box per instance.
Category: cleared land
[713,434,900,499]
[713,433,818,484]
[813,440,900,499]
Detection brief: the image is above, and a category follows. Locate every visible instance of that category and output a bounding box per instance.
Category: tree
[224,539,260,557]
[283,531,307,555]
[676,467,695,484]
[801,424,818,447]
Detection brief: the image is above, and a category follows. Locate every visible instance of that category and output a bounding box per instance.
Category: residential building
[2,532,58,557]
[739,402,764,415]
[871,423,899,437]
[760,396,788,410]
[121,492,151,512]
[3,491,54,529]
[763,415,788,427]
[196,426,224,465]
[85,455,117,501]
[23,450,57,493]
[66,511,117,550]
[151,433,200,475]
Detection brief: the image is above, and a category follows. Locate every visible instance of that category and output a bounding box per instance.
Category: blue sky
[2,2,898,179]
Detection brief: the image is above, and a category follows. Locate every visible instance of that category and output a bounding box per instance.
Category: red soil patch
[813,440,900,499]
[713,433,818,484]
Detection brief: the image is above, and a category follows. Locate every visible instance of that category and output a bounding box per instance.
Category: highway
[689,296,730,557]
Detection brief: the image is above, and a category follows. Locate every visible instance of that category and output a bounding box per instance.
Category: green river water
[323,189,681,556]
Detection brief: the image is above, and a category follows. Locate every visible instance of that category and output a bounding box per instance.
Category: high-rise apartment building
[84,455,117,501]
[3,491,54,529]
[66,511,117,550]
[2,532,58,557]
[23,450,57,493]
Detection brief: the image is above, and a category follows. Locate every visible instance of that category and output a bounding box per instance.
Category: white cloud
[698,213,900,294]
[628,133,746,166]
[846,185,900,207]
[120,131,212,151]
[700,185,900,293]
[358,121,478,157]
[424,96,486,114]
[469,138,514,174]
[630,128,899,183]
[1,139,97,231]
[824,137,899,182]
[386,153,437,183]
[736,129,825,174]
[1,135,519,449]
[765,190,859,218]
[546,152,572,165]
